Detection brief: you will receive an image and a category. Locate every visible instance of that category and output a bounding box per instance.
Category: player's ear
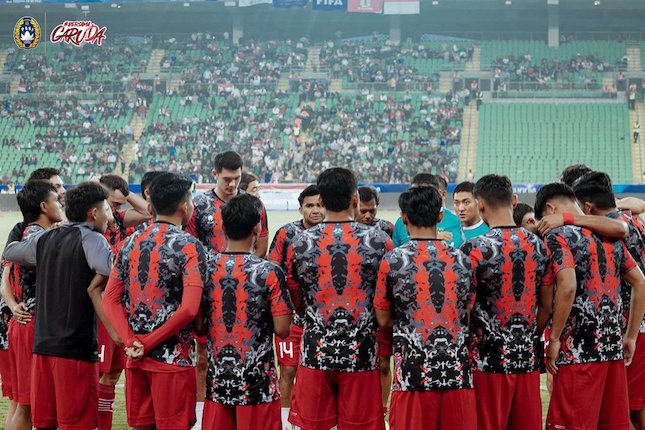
[401,213,409,225]
[545,201,557,216]
[351,192,359,209]
[253,222,262,237]
[511,194,518,208]
[212,169,218,180]
[583,201,594,215]
[437,210,444,223]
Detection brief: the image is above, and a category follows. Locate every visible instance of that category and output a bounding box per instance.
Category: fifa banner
[312,0,347,11]
[382,0,418,14]
[347,0,382,13]
[273,0,307,7]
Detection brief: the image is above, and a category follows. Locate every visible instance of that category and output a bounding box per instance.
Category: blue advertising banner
[312,0,346,11]
[272,0,307,7]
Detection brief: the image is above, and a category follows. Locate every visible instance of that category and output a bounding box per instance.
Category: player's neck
[324,209,355,223]
[225,238,255,253]
[156,214,183,227]
[590,207,616,217]
[406,225,438,240]
[482,207,515,228]
[463,216,483,228]
[33,216,54,229]
[302,218,318,229]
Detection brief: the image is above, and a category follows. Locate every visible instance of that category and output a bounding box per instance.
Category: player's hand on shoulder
[537,214,564,237]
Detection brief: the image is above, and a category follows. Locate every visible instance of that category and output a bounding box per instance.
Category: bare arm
[546,268,577,375]
[622,267,645,366]
[616,197,645,216]
[538,214,628,239]
[537,283,554,336]
[87,274,122,346]
[375,309,393,332]
[122,193,152,228]
[273,315,292,339]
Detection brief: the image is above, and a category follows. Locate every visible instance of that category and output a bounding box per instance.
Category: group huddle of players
[0,151,644,430]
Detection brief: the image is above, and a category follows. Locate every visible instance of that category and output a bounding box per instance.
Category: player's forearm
[537,284,554,335]
[624,269,645,341]
[103,276,136,346]
[138,286,202,353]
[0,266,18,312]
[550,282,576,341]
[123,193,153,228]
[573,214,627,239]
[375,309,393,331]
[2,241,36,267]
[616,197,645,215]
[288,288,305,315]
[88,274,123,346]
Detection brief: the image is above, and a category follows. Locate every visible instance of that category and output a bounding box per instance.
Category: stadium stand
[476,102,632,183]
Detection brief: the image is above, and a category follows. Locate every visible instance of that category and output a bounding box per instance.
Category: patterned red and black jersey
[113,221,209,367]
[460,227,553,373]
[545,226,637,365]
[268,220,306,269]
[186,189,269,253]
[204,252,292,405]
[375,239,474,391]
[286,221,394,372]
[9,224,45,314]
[607,210,645,334]
[370,218,394,237]
[0,258,12,350]
[103,209,128,249]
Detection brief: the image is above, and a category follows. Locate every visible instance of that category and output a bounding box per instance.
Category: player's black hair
[28,168,60,181]
[473,174,513,208]
[149,173,193,216]
[436,175,449,191]
[214,151,244,173]
[399,186,443,227]
[298,185,320,207]
[560,164,592,187]
[454,181,475,196]
[17,180,57,224]
[572,171,616,211]
[534,182,576,220]
[358,186,379,205]
[140,171,165,196]
[99,174,130,197]
[65,182,110,223]
[239,172,259,192]
[411,173,440,188]
[222,194,262,240]
[513,203,534,227]
[317,167,357,212]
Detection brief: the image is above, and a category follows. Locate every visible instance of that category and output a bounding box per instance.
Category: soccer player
[375,186,476,430]
[453,181,490,240]
[513,203,538,234]
[28,167,67,206]
[2,182,115,430]
[392,173,463,248]
[0,180,63,430]
[268,184,323,430]
[560,164,645,215]
[460,175,553,430]
[0,260,15,430]
[286,167,393,430]
[355,186,394,236]
[97,173,152,430]
[201,193,292,430]
[103,172,209,430]
[240,172,261,198]
[573,172,645,428]
[535,183,645,430]
[187,151,269,258]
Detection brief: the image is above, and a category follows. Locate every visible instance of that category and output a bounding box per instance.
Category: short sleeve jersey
[187,189,269,253]
[461,227,553,373]
[370,218,394,237]
[9,224,45,314]
[204,253,292,405]
[545,226,637,365]
[113,222,209,367]
[268,220,306,269]
[286,221,394,372]
[607,210,645,334]
[375,239,474,391]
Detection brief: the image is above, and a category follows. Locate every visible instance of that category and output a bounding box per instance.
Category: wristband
[562,213,575,225]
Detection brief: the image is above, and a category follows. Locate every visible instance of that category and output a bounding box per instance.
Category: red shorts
[31,354,98,430]
[0,349,14,400]
[276,324,303,367]
[389,389,476,430]
[474,370,542,430]
[9,319,35,405]
[289,367,385,430]
[202,399,281,430]
[98,320,125,374]
[627,333,645,411]
[547,360,629,430]
[378,327,393,358]
[125,366,197,430]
